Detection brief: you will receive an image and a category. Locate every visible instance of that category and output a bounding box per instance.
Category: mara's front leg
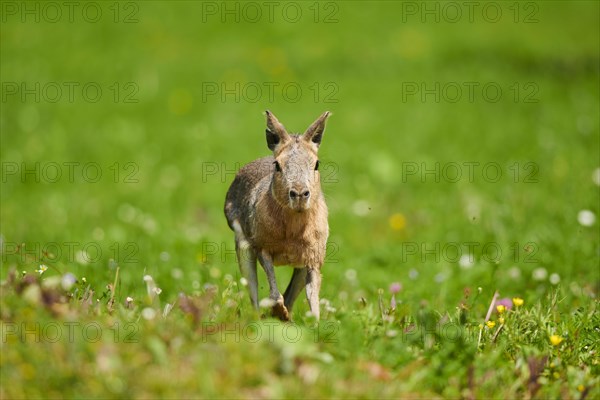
[257,250,290,321]
[306,267,322,320]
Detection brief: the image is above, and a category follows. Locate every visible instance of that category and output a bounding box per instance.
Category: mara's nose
[289,190,310,200]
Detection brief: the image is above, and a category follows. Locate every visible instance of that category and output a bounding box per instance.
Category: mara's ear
[265,110,290,151]
[302,111,331,148]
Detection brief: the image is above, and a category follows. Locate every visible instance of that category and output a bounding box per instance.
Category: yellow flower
[498,317,505,325]
[496,305,506,314]
[513,297,524,307]
[486,321,496,329]
[577,385,585,392]
[550,335,563,346]
[389,213,406,231]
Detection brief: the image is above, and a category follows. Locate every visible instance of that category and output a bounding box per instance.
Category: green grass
[1,1,599,398]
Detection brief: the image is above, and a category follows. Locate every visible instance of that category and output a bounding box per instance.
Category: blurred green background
[1,0,598,310]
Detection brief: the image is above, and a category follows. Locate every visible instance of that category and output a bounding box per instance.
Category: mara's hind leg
[232,220,258,309]
[283,267,308,315]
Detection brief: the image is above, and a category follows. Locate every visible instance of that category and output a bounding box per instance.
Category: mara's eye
[314,160,320,171]
[274,161,282,172]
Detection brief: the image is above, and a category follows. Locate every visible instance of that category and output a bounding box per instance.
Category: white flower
[532,267,548,281]
[577,210,596,227]
[320,298,337,313]
[352,200,371,217]
[61,273,76,290]
[141,307,156,320]
[259,298,276,308]
[508,266,521,279]
[409,268,419,280]
[37,264,48,275]
[459,254,475,269]
[75,250,90,265]
[144,274,155,293]
[171,268,183,279]
[435,272,448,283]
[345,269,357,281]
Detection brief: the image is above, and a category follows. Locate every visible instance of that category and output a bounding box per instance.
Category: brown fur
[224,111,331,320]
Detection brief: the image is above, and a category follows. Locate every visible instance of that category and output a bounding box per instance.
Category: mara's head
[265,110,331,213]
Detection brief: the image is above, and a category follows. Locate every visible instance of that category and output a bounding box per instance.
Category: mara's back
[224,156,274,231]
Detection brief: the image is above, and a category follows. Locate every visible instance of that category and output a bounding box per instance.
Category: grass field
[1,1,599,398]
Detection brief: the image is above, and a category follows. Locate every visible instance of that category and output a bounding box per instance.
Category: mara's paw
[272,299,290,321]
